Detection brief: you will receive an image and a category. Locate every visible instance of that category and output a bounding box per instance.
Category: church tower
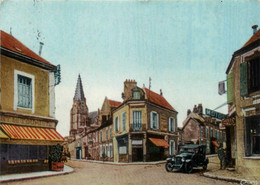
[70,74,89,139]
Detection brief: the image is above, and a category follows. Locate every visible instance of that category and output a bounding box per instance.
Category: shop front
[0,124,64,175]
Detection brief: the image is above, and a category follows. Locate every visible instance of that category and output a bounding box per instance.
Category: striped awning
[149,138,170,147]
[0,129,9,139]
[1,124,64,141]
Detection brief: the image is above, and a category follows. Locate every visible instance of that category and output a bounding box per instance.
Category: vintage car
[165,144,209,173]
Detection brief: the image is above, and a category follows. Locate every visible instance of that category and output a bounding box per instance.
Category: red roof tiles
[144,88,176,112]
[108,100,121,108]
[0,30,52,65]
[242,29,260,48]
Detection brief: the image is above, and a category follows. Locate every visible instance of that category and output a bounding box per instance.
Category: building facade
[182,104,226,154]
[112,80,178,162]
[0,30,63,174]
[223,25,260,180]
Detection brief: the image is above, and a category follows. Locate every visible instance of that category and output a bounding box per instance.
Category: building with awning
[112,80,178,162]
[0,30,63,174]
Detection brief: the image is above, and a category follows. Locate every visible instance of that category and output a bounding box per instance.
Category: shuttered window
[248,57,260,94]
[133,111,142,131]
[227,71,233,104]
[240,62,248,96]
[122,112,126,131]
[17,75,32,108]
[150,111,159,129]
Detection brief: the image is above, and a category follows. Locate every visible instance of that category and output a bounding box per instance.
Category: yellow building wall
[1,55,50,117]
[113,104,147,162]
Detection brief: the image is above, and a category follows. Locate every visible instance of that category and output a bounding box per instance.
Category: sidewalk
[204,156,259,185]
[0,165,74,183]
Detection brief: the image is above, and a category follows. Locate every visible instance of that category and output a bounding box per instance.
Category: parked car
[165,144,209,173]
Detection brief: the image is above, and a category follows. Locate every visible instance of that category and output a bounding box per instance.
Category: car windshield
[180,148,196,153]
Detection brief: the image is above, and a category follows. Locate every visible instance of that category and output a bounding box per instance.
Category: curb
[70,159,166,166]
[0,165,74,184]
[203,171,259,184]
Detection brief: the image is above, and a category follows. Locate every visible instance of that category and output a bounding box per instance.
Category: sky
[1,0,259,137]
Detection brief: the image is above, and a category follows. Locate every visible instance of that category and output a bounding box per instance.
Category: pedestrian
[217,143,225,169]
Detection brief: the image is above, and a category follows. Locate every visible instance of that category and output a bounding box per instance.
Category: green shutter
[227,71,233,104]
[240,62,248,97]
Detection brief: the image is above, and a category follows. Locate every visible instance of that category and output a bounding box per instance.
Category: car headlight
[181,158,185,162]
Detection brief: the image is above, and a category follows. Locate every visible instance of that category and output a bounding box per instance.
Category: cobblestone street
[4,159,237,185]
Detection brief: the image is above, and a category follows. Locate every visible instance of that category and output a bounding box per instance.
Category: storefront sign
[119,146,127,154]
[205,108,227,120]
[132,140,142,145]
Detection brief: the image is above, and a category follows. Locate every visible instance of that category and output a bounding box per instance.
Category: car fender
[185,159,192,163]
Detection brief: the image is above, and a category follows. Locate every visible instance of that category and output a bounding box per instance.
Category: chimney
[123,79,137,101]
[252,25,258,35]
[198,104,203,116]
[187,109,191,116]
[160,89,163,96]
[193,105,198,113]
[39,42,44,56]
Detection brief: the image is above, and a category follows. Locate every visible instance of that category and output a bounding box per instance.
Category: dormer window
[133,90,140,99]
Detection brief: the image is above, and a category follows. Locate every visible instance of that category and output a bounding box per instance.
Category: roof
[89,111,98,124]
[0,30,52,65]
[74,74,85,101]
[242,29,260,48]
[108,99,121,108]
[144,88,176,112]
[226,29,260,74]
[180,144,204,149]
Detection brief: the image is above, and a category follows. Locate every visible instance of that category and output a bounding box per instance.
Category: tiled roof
[108,100,121,108]
[242,29,260,48]
[144,88,176,112]
[89,111,98,124]
[0,30,51,65]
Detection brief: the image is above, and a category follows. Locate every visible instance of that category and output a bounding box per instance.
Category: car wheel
[165,162,173,172]
[203,164,207,170]
[185,162,193,173]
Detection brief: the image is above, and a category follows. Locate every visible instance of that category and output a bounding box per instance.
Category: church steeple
[74,74,85,101]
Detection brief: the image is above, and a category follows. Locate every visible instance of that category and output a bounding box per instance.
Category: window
[122,112,126,131]
[100,131,102,142]
[215,130,218,139]
[14,70,35,112]
[200,126,203,137]
[106,128,108,140]
[105,144,108,157]
[169,117,175,132]
[206,126,209,138]
[206,140,210,154]
[109,143,113,157]
[133,90,140,99]
[245,115,260,156]
[133,111,142,131]
[114,116,119,132]
[150,111,159,129]
[240,57,260,96]
[100,145,102,157]
[210,128,213,138]
[169,140,175,156]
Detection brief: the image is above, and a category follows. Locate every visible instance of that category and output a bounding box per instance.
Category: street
[4,160,237,185]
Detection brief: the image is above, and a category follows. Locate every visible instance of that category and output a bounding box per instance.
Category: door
[76,147,81,159]
[132,147,143,162]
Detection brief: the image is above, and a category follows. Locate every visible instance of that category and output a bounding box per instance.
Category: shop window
[110,144,113,157]
[206,126,209,138]
[240,56,260,96]
[29,145,38,159]
[245,115,260,156]
[200,126,203,137]
[150,111,159,129]
[20,145,29,160]
[210,128,213,138]
[100,145,103,157]
[169,117,175,132]
[9,145,20,160]
[106,128,108,140]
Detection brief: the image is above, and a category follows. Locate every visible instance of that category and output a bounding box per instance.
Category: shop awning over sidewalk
[0,129,9,139]
[149,138,170,147]
[1,124,64,141]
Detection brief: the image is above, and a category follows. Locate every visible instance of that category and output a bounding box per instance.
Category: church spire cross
[74,74,85,101]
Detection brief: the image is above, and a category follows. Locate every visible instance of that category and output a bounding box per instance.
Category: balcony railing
[130,123,146,132]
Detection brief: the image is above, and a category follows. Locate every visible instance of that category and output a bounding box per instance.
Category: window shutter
[245,117,251,156]
[240,62,248,97]
[150,112,153,129]
[227,71,233,104]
